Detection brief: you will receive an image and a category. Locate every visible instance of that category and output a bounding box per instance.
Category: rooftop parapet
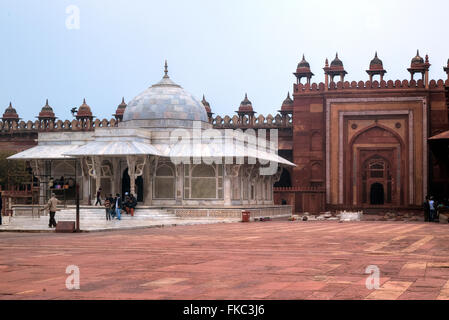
[0,111,293,134]
[212,112,292,129]
[294,79,448,95]
[0,118,118,133]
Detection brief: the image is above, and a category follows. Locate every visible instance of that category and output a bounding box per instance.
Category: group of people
[423,196,442,222]
[35,189,137,228]
[103,192,137,221]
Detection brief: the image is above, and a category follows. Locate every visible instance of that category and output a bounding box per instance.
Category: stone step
[6,207,180,227]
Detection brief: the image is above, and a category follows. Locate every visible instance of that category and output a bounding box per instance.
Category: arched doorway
[370,183,384,205]
[362,157,392,206]
[122,168,144,202]
[349,125,405,207]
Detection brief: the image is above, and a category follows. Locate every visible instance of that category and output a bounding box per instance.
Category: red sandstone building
[2,51,449,214]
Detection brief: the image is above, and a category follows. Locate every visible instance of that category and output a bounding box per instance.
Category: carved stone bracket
[85,156,103,192]
[126,155,147,196]
[225,164,241,178]
[249,163,261,183]
[101,162,113,178]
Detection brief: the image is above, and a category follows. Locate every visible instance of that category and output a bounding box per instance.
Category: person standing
[104,197,112,221]
[41,193,60,228]
[127,194,137,217]
[107,194,116,219]
[423,196,430,222]
[429,196,436,222]
[95,187,102,206]
[0,191,3,226]
[123,192,130,214]
[114,193,122,220]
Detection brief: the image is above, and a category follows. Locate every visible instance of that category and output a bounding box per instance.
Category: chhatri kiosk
[9,64,294,217]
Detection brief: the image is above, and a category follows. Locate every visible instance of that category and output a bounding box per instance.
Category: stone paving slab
[0,220,448,300]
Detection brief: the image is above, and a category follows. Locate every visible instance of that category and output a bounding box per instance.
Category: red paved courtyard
[1,220,449,300]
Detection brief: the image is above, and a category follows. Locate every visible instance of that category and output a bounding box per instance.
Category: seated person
[126,194,137,217]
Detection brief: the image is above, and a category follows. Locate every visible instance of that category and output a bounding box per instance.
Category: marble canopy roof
[8,127,295,167]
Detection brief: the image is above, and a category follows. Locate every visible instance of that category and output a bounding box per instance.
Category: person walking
[114,193,122,220]
[127,194,137,217]
[423,195,430,222]
[41,193,60,228]
[429,196,436,222]
[95,187,102,206]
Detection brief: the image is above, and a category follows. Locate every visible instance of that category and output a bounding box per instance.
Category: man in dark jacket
[95,187,102,206]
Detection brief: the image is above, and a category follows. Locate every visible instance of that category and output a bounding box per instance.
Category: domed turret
[201,94,211,113]
[411,50,424,66]
[236,93,256,124]
[324,53,348,83]
[76,98,93,120]
[278,92,293,125]
[297,55,310,69]
[366,52,387,81]
[201,94,213,122]
[370,52,383,69]
[2,102,20,124]
[281,92,293,111]
[330,53,344,68]
[113,97,127,122]
[294,54,314,85]
[238,93,253,113]
[37,99,56,126]
[408,50,430,82]
[122,61,209,129]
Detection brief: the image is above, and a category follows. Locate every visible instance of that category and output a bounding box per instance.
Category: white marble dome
[122,65,208,128]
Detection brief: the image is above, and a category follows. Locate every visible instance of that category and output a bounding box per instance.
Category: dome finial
[83,98,86,104]
[46,98,49,106]
[164,60,169,78]
[122,97,125,104]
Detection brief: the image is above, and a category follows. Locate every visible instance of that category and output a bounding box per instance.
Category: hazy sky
[1,0,448,121]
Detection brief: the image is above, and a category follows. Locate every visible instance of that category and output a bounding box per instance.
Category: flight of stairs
[7,207,179,227]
